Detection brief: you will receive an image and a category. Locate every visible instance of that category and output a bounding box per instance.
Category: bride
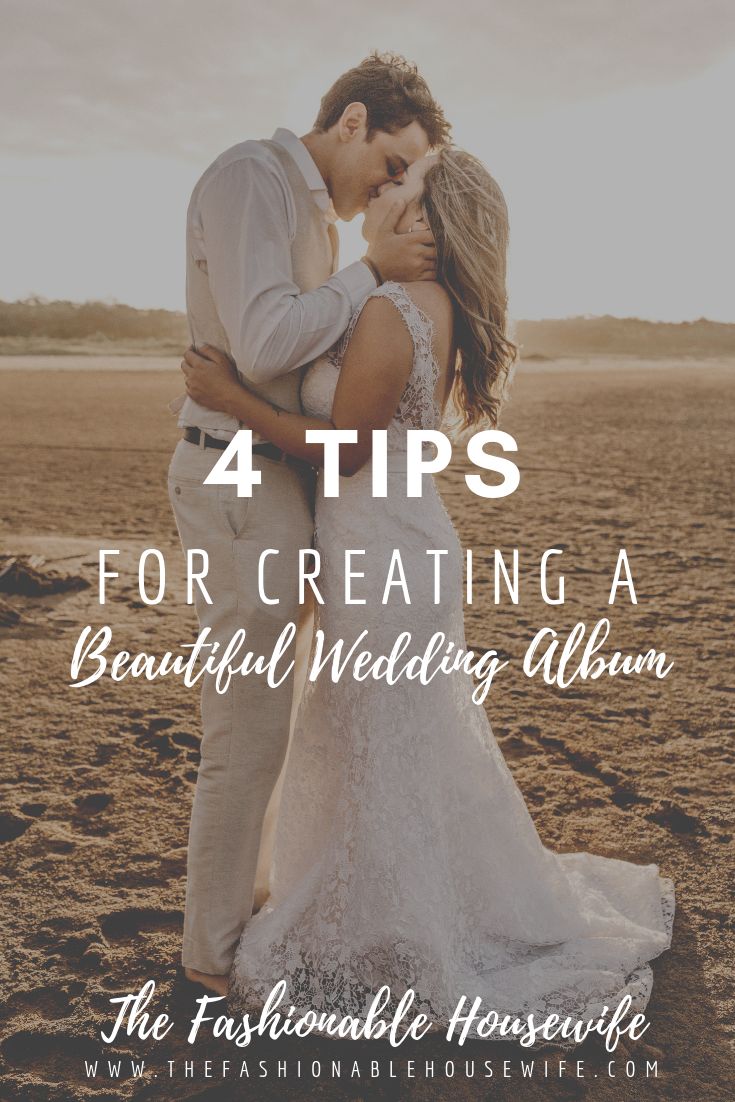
[181,148,674,1036]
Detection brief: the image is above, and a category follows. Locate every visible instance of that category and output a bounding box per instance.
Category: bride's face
[361,154,438,243]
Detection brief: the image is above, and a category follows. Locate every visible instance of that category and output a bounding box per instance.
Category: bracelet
[362,255,384,286]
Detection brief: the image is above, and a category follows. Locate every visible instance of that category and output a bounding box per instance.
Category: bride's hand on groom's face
[366,198,438,284]
[181,345,239,414]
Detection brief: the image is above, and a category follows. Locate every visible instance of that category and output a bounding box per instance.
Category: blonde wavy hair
[421,148,516,431]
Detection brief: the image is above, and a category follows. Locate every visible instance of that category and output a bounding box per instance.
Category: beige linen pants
[168,438,314,975]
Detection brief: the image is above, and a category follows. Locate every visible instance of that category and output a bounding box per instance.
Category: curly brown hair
[314,52,451,149]
[422,148,517,431]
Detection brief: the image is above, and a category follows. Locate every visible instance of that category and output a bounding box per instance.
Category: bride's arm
[181,297,413,475]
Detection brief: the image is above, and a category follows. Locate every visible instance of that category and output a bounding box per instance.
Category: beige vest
[185,139,337,420]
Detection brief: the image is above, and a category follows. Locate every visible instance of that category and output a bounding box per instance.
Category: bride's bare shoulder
[400,281,454,330]
[349,281,453,362]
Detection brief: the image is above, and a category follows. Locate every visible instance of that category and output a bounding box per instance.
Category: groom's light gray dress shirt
[177,128,376,440]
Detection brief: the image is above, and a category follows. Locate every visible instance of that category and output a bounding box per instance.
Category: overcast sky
[2,0,734,319]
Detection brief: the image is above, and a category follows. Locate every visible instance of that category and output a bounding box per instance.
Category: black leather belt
[183,427,286,463]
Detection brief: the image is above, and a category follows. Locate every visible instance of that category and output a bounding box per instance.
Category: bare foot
[184,968,229,996]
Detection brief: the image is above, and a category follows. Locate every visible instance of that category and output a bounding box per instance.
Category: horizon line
[3,297,734,328]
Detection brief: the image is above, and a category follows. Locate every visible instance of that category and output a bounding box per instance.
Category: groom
[169,53,450,994]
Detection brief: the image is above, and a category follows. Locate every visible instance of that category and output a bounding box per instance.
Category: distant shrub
[0,299,733,359]
[0,299,188,343]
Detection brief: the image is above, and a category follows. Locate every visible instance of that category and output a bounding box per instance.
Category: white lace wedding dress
[229,282,674,1035]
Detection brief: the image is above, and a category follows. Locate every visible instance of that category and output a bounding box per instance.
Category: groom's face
[330,116,430,221]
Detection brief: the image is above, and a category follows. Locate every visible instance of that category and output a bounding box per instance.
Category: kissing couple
[168,52,673,1036]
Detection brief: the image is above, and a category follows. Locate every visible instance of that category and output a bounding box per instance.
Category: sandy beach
[1,357,733,1101]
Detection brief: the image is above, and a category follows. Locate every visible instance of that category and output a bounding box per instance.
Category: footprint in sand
[71,791,115,838]
[133,716,179,760]
[0,811,31,842]
[19,801,47,818]
[98,906,183,944]
[6,984,78,1021]
[133,716,201,785]
[74,792,114,815]
[1,1029,103,1086]
[645,800,707,836]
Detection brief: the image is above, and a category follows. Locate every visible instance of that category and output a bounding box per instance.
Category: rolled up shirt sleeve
[197,157,376,384]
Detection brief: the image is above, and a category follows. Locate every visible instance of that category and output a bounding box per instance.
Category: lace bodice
[301,281,442,447]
